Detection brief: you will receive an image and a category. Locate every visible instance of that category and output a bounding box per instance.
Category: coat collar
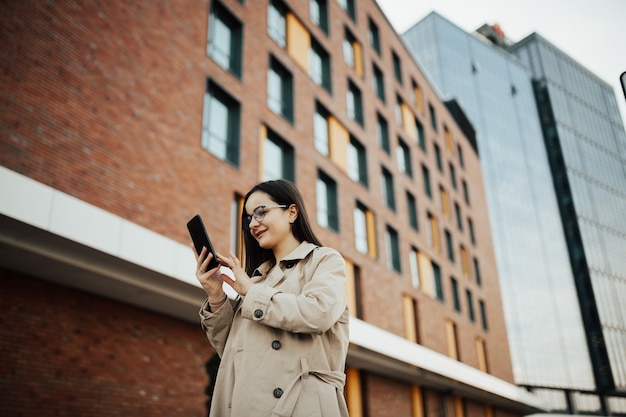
[252,241,318,278]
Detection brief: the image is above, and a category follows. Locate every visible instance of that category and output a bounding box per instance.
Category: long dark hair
[241,179,322,276]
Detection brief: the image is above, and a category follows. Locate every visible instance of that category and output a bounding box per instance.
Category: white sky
[376,0,626,128]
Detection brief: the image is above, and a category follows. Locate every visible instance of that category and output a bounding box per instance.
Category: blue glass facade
[402,12,614,412]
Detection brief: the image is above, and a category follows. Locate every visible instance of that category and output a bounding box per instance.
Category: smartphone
[187,214,220,271]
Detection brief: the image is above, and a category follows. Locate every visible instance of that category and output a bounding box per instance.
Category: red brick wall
[0,268,214,416]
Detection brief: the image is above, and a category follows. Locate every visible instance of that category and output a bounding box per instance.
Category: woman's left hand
[217,252,253,296]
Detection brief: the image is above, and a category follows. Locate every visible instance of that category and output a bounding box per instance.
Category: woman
[193,179,350,417]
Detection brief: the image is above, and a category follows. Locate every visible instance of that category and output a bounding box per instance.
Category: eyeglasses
[245,205,287,227]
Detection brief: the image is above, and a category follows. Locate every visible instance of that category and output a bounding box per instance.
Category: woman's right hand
[193,245,225,298]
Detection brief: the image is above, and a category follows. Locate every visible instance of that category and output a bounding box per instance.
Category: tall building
[0,1,544,416]
[403,11,626,415]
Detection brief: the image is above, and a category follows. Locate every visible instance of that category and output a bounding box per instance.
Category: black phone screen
[187,214,220,270]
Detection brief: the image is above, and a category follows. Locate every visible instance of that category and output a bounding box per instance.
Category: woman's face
[244,191,294,250]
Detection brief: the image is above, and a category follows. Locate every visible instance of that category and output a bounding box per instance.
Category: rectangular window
[268,55,293,122]
[385,225,401,272]
[208,1,243,78]
[392,50,402,84]
[377,113,390,154]
[422,164,432,198]
[309,37,331,93]
[479,300,488,331]
[373,63,385,102]
[440,185,450,218]
[348,136,368,186]
[445,319,459,360]
[354,201,376,257]
[449,162,457,190]
[346,79,363,126]
[309,0,328,34]
[381,166,395,211]
[468,217,476,245]
[397,139,412,177]
[368,18,380,54]
[462,179,470,205]
[338,0,355,21]
[429,103,437,131]
[344,258,362,318]
[406,191,418,231]
[476,337,488,372]
[231,194,244,257]
[427,212,439,251]
[409,246,421,289]
[414,81,424,113]
[444,125,454,152]
[474,258,482,286]
[343,27,355,68]
[202,79,240,166]
[316,170,339,231]
[416,118,426,151]
[457,144,465,169]
[402,294,419,342]
[451,277,461,312]
[263,127,294,181]
[445,229,455,262]
[434,143,443,172]
[433,261,443,301]
[314,102,329,155]
[460,245,470,276]
[455,202,463,231]
[268,0,286,47]
[466,289,475,322]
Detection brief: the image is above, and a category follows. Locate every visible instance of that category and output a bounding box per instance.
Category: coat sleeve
[240,247,347,334]
[199,297,237,357]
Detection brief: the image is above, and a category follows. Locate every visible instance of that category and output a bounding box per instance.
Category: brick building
[0,0,543,416]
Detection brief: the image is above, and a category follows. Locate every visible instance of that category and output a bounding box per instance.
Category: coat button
[285,261,295,268]
[271,340,281,350]
[273,388,283,398]
[254,309,263,318]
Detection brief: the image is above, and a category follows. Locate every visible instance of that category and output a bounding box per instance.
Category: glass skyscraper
[402,12,626,414]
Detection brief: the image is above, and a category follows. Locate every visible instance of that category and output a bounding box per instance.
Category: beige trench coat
[199,241,350,417]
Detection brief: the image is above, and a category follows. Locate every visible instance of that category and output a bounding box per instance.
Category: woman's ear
[288,204,298,224]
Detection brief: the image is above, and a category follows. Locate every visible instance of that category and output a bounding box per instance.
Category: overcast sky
[376,0,626,128]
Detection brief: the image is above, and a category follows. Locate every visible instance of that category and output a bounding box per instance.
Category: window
[416,118,426,151]
[457,144,465,168]
[466,289,475,322]
[309,0,328,34]
[428,103,437,131]
[444,125,454,152]
[338,0,355,21]
[474,258,482,286]
[413,80,424,113]
[343,27,361,74]
[345,258,362,318]
[314,102,329,155]
[409,247,421,288]
[449,162,457,190]
[468,217,476,244]
[402,294,419,342]
[268,55,293,122]
[440,185,450,218]
[479,300,488,330]
[427,212,439,251]
[406,191,418,231]
[372,63,385,102]
[263,127,294,181]
[395,96,403,126]
[310,38,331,93]
[476,337,488,372]
[316,170,339,231]
[460,245,470,276]
[451,277,461,312]
[392,50,402,84]
[208,1,242,78]
[385,225,401,272]
[455,202,463,231]
[346,79,363,126]
[377,113,390,154]
[381,166,395,211]
[348,136,368,186]
[268,0,286,47]
[434,143,443,172]
[397,139,412,177]
[354,201,376,257]
[433,261,443,301]
[202,79,240,166]
[422,164,432,198]
[368,18,380,54]
[445,229,454,262]
[231,194,244,257]
[462,179,470,205]
[445,319,459,360]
